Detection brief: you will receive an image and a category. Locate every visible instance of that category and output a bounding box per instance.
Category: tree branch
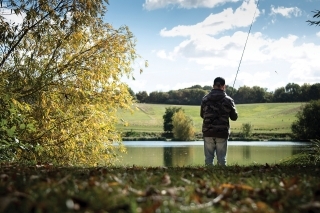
[306,10,320,26]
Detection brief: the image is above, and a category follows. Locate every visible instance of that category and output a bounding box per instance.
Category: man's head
[213,77,226,90]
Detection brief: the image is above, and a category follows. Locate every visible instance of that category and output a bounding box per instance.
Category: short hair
[214,77,225,87]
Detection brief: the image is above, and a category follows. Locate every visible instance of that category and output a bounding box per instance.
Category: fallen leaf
[142,201,161,213]
[161,173,171,185]
[299,201,320,212]
[0,174,9,181]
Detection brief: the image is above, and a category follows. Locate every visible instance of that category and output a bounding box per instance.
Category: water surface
[115,141,309,167]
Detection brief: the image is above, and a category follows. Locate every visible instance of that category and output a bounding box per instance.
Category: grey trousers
[203,137,228,166]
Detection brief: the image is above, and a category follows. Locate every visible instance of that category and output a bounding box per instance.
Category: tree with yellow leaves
[0,0,145,166]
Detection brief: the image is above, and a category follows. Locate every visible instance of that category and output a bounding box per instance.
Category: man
[200,77,238,166]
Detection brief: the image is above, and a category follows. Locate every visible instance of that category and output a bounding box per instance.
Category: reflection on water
[115,141,310,167]
[164,147,192,167]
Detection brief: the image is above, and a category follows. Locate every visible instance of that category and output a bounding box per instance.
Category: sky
[2,0,320,94]
[105,0,320,94]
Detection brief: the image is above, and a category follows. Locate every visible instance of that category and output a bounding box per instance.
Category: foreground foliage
[0,0,144,165]
[0,163,319,213]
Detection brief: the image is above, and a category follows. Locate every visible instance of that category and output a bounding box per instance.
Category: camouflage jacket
[200,89,238,138]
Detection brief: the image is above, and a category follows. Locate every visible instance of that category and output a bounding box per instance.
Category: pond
[115,141,310,167]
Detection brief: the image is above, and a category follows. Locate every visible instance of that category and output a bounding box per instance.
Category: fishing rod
[231,0,260,95]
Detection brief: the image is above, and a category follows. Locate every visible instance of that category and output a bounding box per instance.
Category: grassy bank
[117,103,305,140]
[119,131,299,142]
[1,163,319,213]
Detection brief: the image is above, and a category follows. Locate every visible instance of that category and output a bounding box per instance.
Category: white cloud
[143,0,240,10]
[160,0,260,37]
[157,17,320,87]
[270,6,302,18]
[183,32,320,72]
[156,50,175,60]
[317,32,320,37]
[236,71,271,86]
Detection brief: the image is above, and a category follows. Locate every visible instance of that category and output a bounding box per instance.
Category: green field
[117,102,305,134]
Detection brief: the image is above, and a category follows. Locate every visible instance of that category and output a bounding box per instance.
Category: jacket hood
[204,89,226,101]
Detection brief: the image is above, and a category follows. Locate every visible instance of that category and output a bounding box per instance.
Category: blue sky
[105,0,320,94]
[3,0,320,94]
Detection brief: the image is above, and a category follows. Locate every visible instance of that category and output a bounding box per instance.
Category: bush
[172,111,195,141]
[241,123,253,138]
[291,100,320,140]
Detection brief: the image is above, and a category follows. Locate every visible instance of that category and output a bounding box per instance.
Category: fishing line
[231,0,260,92]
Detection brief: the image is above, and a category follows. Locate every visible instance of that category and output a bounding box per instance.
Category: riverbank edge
[121,132,310,142]
[121,138,310,142]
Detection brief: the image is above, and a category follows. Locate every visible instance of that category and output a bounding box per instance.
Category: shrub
[291,100,320,140]
[172,111,195,141]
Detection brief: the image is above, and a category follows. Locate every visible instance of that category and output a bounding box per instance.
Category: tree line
[131,83,320,105]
